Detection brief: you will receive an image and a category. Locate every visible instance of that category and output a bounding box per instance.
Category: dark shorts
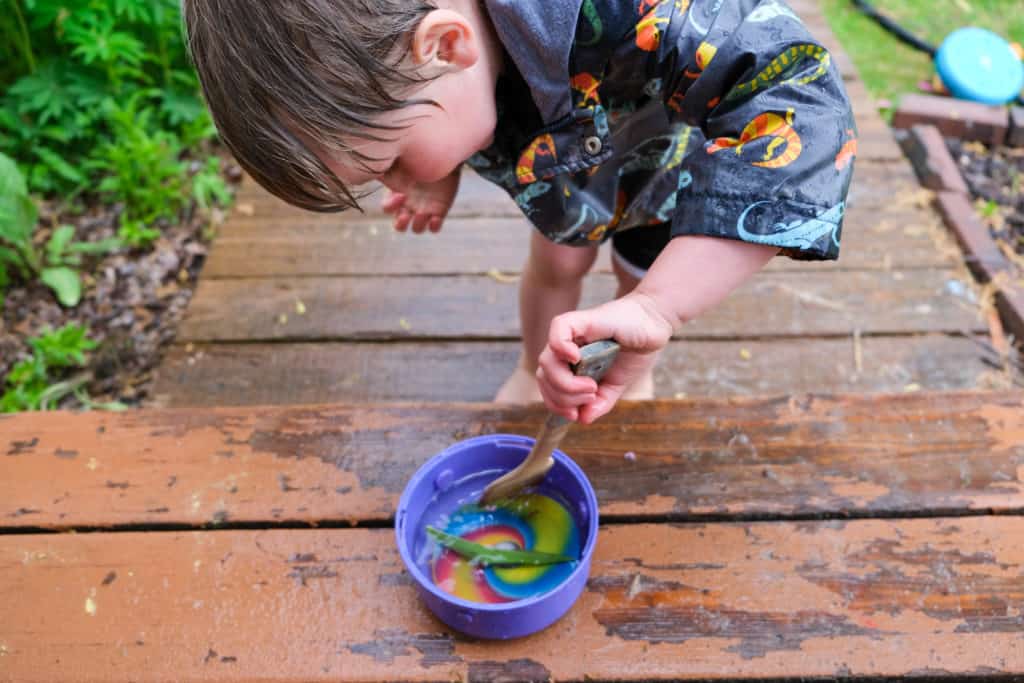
[610,223,672,275]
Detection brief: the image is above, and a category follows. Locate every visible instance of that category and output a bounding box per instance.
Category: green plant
[979,199,1000,218]
[86,92,187,246]
[0,150,38,290]
[0,152,118,305]
[192,156,232,210]
[1,323,97,412]
[42,223,121,304]
[117,219,161,249]
[1,0,228,246]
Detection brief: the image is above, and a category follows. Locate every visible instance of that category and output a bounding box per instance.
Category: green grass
[822,0,1024,111]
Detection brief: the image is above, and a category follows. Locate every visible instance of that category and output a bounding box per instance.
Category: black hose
[852,0,1024,105]
[851,0,937,57]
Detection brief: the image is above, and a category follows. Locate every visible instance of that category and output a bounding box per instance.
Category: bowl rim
[395,433,600,611]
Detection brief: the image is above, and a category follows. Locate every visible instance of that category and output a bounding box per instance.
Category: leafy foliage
[1,0,231,237]
[1,323,97,412]
[0,152,118,305]
[1,0,233,412]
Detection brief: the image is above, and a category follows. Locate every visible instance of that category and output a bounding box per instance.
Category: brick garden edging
[892,93,1017,146]
[892,93,1024,345]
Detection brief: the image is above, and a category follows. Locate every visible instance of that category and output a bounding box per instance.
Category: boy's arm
[539,1,855,420]
[537,236,777,423]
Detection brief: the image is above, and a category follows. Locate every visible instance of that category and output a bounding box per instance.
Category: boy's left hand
[381,170,460,234]
[536,293,674,424]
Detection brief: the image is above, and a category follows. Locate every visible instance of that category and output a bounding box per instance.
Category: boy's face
[322,3,500,195]
[324,84,495,194]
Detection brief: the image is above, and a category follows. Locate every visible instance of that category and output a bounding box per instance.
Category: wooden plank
[3,392,1022,528]
[207,215,548,278]
[201,205,953,278]
[2,519,1022,681]
[213,160,940,279]
[176,269,983,343]
[151,335,993,407]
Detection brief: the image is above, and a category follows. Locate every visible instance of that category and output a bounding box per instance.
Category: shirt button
[583,135,603,156]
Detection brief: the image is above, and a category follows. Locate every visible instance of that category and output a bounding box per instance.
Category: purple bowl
[395,434,599,639]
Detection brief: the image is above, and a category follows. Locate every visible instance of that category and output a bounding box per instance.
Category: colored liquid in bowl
[414,470,582,604]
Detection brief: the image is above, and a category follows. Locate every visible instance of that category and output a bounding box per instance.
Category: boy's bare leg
[494,231,599,404]
[612,252,658,400]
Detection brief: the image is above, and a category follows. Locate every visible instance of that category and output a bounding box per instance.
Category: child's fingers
[410,212,431,233]
[548,310,616,362]
[537,347,599,395]
[428,216,443,233]
[393,209,411,232]
[577,385,623,425]
[381,192,406,214]
[537,382,596,418]
[546,318,582,364]
[536,372,582,422]
[541,367,598,397]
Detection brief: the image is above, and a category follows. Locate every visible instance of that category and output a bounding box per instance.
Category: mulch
[946,138,1024,260]
[0,160,242,409]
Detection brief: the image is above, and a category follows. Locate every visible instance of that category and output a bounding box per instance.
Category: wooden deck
[2,391,1023,680]
[150,0,1002,408]
[5,3,1023,681]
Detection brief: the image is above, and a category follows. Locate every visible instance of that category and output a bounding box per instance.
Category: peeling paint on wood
[1,520,1021,680]
[6,438,38,456]
[1,392,1022,530]
[345,629,459,668]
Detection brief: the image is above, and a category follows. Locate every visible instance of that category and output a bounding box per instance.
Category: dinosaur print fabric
[467,0,856,261]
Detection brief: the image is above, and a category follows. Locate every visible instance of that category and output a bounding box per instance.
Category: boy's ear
[410,9,479,71]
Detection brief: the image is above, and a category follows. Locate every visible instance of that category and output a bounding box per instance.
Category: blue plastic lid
[936,27,1024,105]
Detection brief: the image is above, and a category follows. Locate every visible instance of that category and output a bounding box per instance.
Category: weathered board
[152,335,993,406]
[201,205,953,278]
[176,269,983,343]
[2,519,1021,681]
[4,392,1022,529]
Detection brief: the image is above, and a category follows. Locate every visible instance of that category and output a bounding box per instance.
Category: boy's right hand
[381,170,460,234]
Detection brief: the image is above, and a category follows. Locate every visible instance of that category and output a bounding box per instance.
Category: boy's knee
[527,237,598,287]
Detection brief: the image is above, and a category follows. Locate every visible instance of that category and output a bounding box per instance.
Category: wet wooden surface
[156,335,990,407]
[4,392,1023,530]
[150,0,1004,407]
[7,0,1023,679]
[2,391,1023,681]
[3,520,1022,682]
[169,269,983,343]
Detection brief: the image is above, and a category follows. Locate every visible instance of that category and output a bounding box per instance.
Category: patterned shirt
[466,0,857,261]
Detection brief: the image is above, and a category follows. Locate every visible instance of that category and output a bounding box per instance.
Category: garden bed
[2,1,239,412]
[892,96,1024,388]
[1,160,240,409]
[947,138,1024,260]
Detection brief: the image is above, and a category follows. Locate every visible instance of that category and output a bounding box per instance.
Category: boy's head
[183,0,500,212]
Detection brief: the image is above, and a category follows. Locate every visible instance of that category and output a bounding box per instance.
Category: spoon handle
[480,340,620,504]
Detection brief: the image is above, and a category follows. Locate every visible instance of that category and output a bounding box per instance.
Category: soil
[946,138,1024,260]
[0,158,242,409]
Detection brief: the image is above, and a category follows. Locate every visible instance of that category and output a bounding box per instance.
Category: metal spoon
[480,340,620,505]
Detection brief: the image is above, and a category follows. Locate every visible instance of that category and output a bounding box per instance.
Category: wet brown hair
[182,0,438,211]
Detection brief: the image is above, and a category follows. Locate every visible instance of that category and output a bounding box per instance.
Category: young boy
[183,0,855,424]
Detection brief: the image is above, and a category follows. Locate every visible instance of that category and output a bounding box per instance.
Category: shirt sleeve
[653,0,857,260]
